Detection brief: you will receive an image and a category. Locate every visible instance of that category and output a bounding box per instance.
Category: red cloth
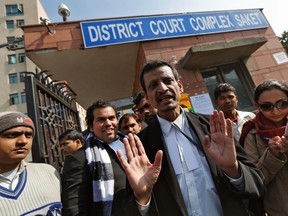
[239,112,286,146]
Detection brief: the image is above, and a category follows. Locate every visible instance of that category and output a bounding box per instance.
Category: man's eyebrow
[0,130,33,137]
[96,116,106,120]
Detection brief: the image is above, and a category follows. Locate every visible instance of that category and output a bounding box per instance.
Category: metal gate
[25,69,80,171]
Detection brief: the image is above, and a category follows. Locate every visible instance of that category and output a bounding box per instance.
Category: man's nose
[157,82,169,92]
[224,97,231,103]
[16,134,28,145]
[104,119,112,125]
[144,109,150,114]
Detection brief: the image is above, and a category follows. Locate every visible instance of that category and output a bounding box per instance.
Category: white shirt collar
[157,109,186,135]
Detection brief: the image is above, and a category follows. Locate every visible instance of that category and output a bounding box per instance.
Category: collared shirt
[232,110,255,142]
[0,160,26,190]
[109,137,127,161]
[157,112,222,216]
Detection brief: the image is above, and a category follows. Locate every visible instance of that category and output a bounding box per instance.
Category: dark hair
[86,100,117,128]
[254,79,288,102]
[140,60,180,92]
[133,91,145,106]
[58,129,85,144]
[213,83,237,100]
[118,113,141,130]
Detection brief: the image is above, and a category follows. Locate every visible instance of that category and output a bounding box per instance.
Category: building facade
[21,9,288,114]
[0,0,48,113]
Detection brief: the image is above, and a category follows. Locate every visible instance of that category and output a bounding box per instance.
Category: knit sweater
[0,162,62,216]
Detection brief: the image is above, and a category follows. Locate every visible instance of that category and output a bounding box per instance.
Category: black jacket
[138,112,265,216]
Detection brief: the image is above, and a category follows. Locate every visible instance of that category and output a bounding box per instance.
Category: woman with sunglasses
[239,79,288,216]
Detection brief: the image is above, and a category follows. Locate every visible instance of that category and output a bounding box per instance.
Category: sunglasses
[258,99,288,112]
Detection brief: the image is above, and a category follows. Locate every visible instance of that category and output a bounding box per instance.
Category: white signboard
[190,93,214,115]
[273,52,288,64]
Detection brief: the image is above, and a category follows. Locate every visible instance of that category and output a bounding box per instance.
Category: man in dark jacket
[61,100,151,216]
[117,60,265,216]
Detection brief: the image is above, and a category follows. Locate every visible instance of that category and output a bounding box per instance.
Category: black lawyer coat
[61,142,144,216]
[138,112,265,216]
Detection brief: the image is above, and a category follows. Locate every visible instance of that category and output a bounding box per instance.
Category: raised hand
[268,135,288,158]
[203,110,240,178]
[117,133,163,205]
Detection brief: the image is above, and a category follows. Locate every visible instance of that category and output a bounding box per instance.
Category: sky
[40,0,285,36]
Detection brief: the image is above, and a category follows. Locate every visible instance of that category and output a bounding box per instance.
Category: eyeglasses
[258,99,288,112]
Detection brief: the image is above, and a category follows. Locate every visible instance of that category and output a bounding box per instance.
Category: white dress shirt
[157,113,222,216]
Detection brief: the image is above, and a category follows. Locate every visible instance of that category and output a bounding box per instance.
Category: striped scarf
[85,132,114,216]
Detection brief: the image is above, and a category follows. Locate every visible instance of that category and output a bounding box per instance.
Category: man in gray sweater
[0,111,62,216]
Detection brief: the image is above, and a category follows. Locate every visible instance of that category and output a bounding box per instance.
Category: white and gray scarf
[85,132,114,216]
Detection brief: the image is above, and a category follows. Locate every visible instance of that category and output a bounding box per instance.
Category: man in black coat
[61,100,150,216]
[117,60,265,216]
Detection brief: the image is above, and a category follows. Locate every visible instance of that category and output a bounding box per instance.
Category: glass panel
[21,92,26,103]
[20,72,26,82]
[201,63,254,111]
[8,55,17,64]
[202,69,220,107]
[10,93,19,105]
[18,53,26,63]
[16,19,25,27]
[7,36,16,44]
[6,4,23,16]
[9,73,18,84]
[222,67,253,110]
[6,20,14,29]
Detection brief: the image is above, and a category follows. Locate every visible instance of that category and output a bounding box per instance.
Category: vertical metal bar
[25,75,45,163]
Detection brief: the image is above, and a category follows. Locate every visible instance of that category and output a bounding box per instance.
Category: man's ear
[76,139,83,146]
[138,122,142,128]
[178,80,184,93]
[255,102,260,109]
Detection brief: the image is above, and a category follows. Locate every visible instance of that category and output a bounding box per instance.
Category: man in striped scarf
[61,100,157,216]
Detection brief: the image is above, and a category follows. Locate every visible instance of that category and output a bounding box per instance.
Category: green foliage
[279,30,288,54]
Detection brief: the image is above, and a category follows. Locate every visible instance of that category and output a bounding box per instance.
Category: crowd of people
[1,59,287,216]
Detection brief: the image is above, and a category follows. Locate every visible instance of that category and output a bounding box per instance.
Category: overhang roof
[180,37,268,69]
[24,28,139,110]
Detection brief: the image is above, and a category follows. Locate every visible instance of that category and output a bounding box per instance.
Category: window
[6,4,24,16]
[21,92,26,103]
[9,73,18,84]
[7,36,16,44]
[201,62,255,111]
[6,36,24,49]
[20,72,26,82]
[16,19,24,27]
[17,36,24,46]
[18,53,26,63]
[6,20,14,29]
[9,93,19,105]
[8,54,17,64]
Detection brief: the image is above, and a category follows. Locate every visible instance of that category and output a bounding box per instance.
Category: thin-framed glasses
[258,99,288,112]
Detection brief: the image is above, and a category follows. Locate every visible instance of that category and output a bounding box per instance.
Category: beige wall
[0,0,48,112]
